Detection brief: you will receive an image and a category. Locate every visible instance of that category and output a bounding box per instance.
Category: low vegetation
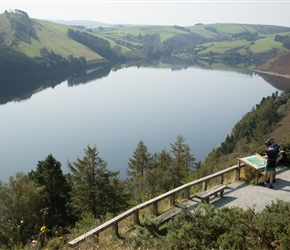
[126,200,290,250]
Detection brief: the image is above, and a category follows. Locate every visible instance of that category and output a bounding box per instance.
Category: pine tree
[170,135,196,187]
[127,140,153,178]
[29,154,71,226]
[67,145,122,220]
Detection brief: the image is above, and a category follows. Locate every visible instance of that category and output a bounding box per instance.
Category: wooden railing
[68,164,242,248]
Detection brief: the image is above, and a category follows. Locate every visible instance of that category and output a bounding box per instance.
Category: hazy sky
[1,1,290,27]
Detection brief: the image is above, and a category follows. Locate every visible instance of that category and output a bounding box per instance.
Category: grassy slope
[196,36,288,56]
[193,24,290,56]
[17,19,104,61]
[250,34,288,54]
[95,25,189,42]
[0,13,11,31]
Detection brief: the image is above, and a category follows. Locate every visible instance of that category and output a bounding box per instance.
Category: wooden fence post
[184,187,190,199]
[133,210,140,225]
[236,161,241,181]
[220,174,224,184]
[90,232,99,247]
[170,193,175,206]
[202,181,208,191]
[113,222,119,237]
[152,201,158,215]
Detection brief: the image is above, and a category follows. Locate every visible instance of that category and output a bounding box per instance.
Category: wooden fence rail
[68,163,243,248]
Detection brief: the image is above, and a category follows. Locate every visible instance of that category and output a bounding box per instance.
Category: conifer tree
[29,154,71,226]
[67,145,122,219]
[141,149,173,198]
[126,140,153,203]
[170,135,196,187]
[127,140,153,178]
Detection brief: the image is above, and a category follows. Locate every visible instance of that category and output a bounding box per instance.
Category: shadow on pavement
[212,196,237,207]
[224,183,248,194]
[276,178,290,192]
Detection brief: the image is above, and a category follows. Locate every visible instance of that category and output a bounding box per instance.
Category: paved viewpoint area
[183,166,290,213]
[213,166,290,212]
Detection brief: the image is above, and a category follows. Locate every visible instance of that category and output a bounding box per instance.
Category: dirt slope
[256,51,290,76]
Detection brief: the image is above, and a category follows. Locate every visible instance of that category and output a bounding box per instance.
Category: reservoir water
[0,66,280,181]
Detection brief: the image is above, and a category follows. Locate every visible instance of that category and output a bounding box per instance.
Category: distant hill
[46,19,117,28]
[1,9,290,68]
[46,19,137,29]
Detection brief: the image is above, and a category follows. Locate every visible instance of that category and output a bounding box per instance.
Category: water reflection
[0,65,112,105]
[0,73,69,105]
[67,65,112,86]
[0,61,261,105]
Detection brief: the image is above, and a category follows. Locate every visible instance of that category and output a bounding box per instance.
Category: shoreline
[253,70,290,79]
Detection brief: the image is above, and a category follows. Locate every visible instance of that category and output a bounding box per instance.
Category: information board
[237,153,266,170]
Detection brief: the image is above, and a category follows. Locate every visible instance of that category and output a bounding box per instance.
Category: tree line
[275,34,290,49]
[0,135,197,249]
[67,28,116,61]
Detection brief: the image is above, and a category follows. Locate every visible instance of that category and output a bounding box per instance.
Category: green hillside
[92,23,290,61]
[0,12,144,63]
[1,10,290,69]
[0,13,103,62]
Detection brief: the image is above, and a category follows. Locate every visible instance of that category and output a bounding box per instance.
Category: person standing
[264,138,280,189]
[266,138,284,183]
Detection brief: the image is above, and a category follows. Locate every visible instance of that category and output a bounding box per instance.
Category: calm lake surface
[0,66,280,181]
